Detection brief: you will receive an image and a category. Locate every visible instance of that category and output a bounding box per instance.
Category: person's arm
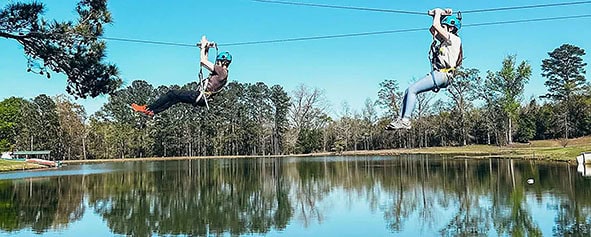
[200,35,215,72]
[430,8,452,42]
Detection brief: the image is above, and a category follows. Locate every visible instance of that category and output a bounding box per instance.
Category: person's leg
[148,90,200,114]
[387,71,449,130]
[400,71,449,119]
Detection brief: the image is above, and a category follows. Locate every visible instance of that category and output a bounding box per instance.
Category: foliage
[483,55,532,144]
[541,44,588,139]
[541,44,587,101]
[0,0,121,98]
[0,97,25,151]
[514,99,536,143]
[2,45,591,158]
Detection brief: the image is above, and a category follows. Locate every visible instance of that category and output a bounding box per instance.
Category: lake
[0,155,590,236]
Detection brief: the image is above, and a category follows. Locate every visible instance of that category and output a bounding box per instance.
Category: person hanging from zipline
[131,35,232,116]
[386,8,463,130]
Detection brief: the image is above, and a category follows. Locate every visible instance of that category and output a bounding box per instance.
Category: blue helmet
[441,15,461,31]
[216,52,232,64]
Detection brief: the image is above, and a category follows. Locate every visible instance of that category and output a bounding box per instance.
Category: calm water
[0,155,590,237]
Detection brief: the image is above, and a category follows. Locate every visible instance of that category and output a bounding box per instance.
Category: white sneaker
[385,118,412,130]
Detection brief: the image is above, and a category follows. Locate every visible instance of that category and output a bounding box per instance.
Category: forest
[0,44,588,160]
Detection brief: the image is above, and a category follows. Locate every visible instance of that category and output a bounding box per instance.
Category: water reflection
[0,156,590,236]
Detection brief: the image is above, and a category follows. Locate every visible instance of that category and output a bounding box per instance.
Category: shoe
[131,103,154,117]
[385,118,411,130]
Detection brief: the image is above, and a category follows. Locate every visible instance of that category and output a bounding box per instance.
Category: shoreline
[60,145,582,165]
[3,140,589,172]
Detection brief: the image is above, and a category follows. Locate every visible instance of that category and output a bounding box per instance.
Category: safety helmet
[441,15,461,31]
[216,52,232,64]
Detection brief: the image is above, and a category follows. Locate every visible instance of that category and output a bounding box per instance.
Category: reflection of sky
[529,193,559,237]
[0,197,121,237]
[0,161,175,180]
[0,188,567,237]
[56,197,121,237]
[0,164,119,180]
[0,158,587,236]
[261,188,564,236]
[268,187,525,236]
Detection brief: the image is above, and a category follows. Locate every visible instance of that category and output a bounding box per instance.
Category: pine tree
[0,1,121,98]
[542,44,587,101]
[541,44,587,139]
[270,85,290,155]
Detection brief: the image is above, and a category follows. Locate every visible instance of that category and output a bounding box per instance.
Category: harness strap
[195,44,219,110]
[439,67,455,73]
[428,36,458,92]
[196,67,210,109]
[428,38,441,93]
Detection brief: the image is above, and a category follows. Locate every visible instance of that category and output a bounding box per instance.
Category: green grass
[391,137,591,162]
[0,160,43,172]
[338,136,591,163]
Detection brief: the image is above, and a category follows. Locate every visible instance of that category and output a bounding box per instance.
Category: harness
[428,11,461,93]
[195,43,219,110]
[428,40,456,93]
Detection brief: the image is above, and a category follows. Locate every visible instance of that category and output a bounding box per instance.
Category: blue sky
[1,0,590,117]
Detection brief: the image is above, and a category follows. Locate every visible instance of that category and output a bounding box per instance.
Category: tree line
[0,44,588,160]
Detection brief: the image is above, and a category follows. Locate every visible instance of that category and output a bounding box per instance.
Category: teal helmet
[441,15,461,31]
[216,52,232,64]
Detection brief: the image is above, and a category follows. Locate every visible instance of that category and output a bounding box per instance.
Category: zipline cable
[250,0,591,15]
[250,0,424,15]
[463,1,591,14]
[218,27,426,46]
[217,14,591,46]
[42,14,590,48]
[99,37,195,47]
[463,14,591,27]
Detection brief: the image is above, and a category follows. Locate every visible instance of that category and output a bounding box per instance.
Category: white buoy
[527,178,534,185]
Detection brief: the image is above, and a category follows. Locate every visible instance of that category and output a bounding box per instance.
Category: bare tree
[287,84,329,153]
[362,98,378,150]
[415,93,435,147]
[447,68,480,146]
[289,84,328,130]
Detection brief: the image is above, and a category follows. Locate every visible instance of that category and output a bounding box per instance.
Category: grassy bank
[62,137,590,165]
[0,160,45,172]
[3,137,590,172]
[340,136,591,163]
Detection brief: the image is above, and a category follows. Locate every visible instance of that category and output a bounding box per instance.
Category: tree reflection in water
[0,155,590,236]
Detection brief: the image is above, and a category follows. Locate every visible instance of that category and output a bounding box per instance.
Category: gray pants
[399,71,450,119]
